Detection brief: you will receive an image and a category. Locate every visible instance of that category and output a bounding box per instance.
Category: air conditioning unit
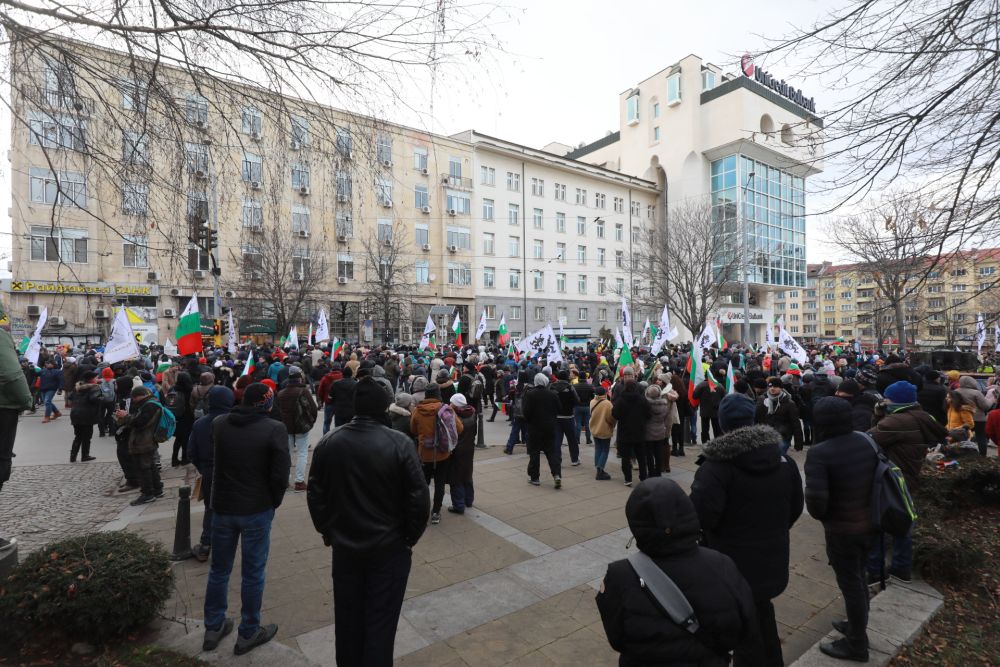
[337,234,349,243]
[224,290,236,298]
[421,206,431,214]
[297,230,310,238]
[448,244,458,253]
[337,194,349,203]
[422,243,431,252]
[248,225,263,233]
[382,159,393,168]
[195,120,207,130]
[161,308,177,318]
[290,140,301,150]
[420,168,429,176]
[447,208,457,216]
[49,316,67,327]
[299,186,310,196]
[147,271,159,282]
[293,272,304,281]
[193,270,206,280]
[250,180,262,190]
[194,169,207,180]
[441,175,450,184]
[381,200,393,208]
[94,309,109,319]
[337,276,348,285]
[170,288,183,297]
[27,305,41,317]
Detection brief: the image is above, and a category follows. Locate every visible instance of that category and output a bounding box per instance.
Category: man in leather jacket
[307,377,430,666]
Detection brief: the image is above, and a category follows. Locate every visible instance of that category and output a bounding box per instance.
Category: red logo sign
[741,54,755,78]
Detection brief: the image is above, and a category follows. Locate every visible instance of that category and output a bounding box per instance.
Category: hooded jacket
[189,386,235,475]
[549,379,580,418]
[449,404,478,486]
[318,369,343,405]
[277,377,318,435]
[521,384,561,445]
[956,375,994,422]
[410,398,464,463]
[875,363,924,394]
[596,478,756,666]
[69,381,101,425]
[387,403,412,436]
[690,425,804,600]
[755,390,803,449]
[0,330,32,412]
[190,371,216,413]
[330,375,358,422]
[870,403,947,489]
[643,396,673,442]
[611,382,651,442]
[589,395,616,440]
[210,405,291,515]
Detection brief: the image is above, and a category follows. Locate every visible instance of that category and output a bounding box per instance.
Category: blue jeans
[688,414,698,443]
[574,405,591,444]
[779,439,791,456]
[43,390,58,418]
[204,508,275,639]
[450,481,475,511]
[867,526,913,577]
[322,403,334,434]
[288,432,309,483]
[505,417,524,452]
[594,437,611,470]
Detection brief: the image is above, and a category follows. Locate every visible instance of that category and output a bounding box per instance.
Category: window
[291,163,310,189]
[186,191,207,222]
[376,133,392,163]
[241,106,263,136]
[336,170,352,199]
[508,236,520,257]
[292,248,311,277]
[824,305,835,312]
[979,266,995,276]
[335,127,352,157]
[667,73,681,105]
[950,268,967,277]
[598,277,607,295]
[480,166,495,185]
[554,183,567,201]
[377,219,393,243]
[121,130,147,166]
[414,224,429,247]
[533,208,543,229]
[597,247,606,266]
[533,271,544,291]
[531,178,545,196]
[533,239,544,260]
[186,95,208,125]
[615,223,624,241]
[595,193,606,209]
[484,305,496,319]
[413,147,428,171]
[776,303,786,311]
[508,203,520,225]
[841,304,853,311]
[556,273,566,292]
[483,232,495,255]
[790,303,799,310]
[509,269,521,290]
[556,242,566,262]
[122,182,148,215]
[653,102,660,118]
[952,284,967,292]
[615,250,624,268]
[577,216,586,235]
[446,191,471,214]
[190,244,211,271]
[557,307,567,321]
[415,260,430,284]
[242,198,262,229]
[647,204,655,220]
[626,94,639,124]
[123,235,148,268]
[577,245,587,265]
[653,127,660,141]
[483,199,494,220]
[702,70,716,91]
[506,171,520,191]
[29,168,86,208]
[927,298,945,309]
[927,284,943,293]
[577,307,588,321]
[614,197,624,213]
[841,291,852,299]
[509,306,522,320]
[631,226,640,243]
[578,275,587,293]
[337,253,354,280]
[29,111,85,151]
[449,157,463,180]
[119,79,146,110]
[336,213,353,238]
[534,305,545,320]
[448,262,472,286]
[556,212,566,233]
[575,188,587,206]
[596,219,606,238]
[631,201,641,216]
[241,152,262,182]
[186,142,209,174]
[414,184,429,209]
[598,307,607,321]
[446,226,471,250]
[980,282,993,291]
[375,177,392,206]
[616,278,624,294]
[29,226,87,263]
[483,266,495,288]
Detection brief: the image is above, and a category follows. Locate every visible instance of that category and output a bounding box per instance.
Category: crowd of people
[3,327,998,664]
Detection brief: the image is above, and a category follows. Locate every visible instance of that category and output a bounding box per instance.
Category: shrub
[0,531,173,644]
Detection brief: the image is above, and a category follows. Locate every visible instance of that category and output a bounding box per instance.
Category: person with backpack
[190,371,216,420]
[447,393,477,514]
[189,385,236,562]
[317,363,343,434]
[115,386,166,506]
[504,372,530,455]
[277,366,318,492]
[804,397,879,662]
[521,373,563,489]
[572,370,595,447]
[410,383,462,525]
[589,386,616,480]
[97,367,118,437]
[68,370,101,463]
[549,370,582,466]
[167,371,195,467]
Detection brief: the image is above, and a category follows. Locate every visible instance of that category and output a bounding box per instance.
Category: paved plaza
[0,400,862,666]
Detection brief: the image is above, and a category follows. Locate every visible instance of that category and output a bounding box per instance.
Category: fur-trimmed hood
[387,403,411,418]
[701,425,783,473]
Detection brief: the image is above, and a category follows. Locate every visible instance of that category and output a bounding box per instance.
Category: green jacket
[0,329,32,411]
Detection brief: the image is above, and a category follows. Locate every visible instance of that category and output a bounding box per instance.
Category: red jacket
[317,370,342,405]
[985,408,1000,450]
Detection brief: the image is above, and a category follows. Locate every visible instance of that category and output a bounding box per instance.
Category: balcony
[30,86,95,115]
[441,174,473,191]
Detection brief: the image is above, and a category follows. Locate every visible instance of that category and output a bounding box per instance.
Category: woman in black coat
[169,371,195,467]
[611,380,651,486]
[690,393,804,667]
[597,477,756,666]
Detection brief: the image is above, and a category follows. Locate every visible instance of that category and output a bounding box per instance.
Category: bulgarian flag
[687,342,705,408]
[177,293,203,356]
[452,312,462,347]
[725,360,735,394]
[331,337,345,359]
[498,314,509,346]
[716,318,728,350]
[17,336,30,354]
[507,339,519,362]
[618,343,634,376]
[241,349,256,377]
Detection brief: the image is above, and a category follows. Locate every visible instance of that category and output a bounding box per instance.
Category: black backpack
[860,433,917,538]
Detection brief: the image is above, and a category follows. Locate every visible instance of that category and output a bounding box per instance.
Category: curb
[146,618,321,667]
[791,579,944,666]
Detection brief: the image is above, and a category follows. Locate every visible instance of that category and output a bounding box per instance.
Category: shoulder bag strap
[626,552,700,634]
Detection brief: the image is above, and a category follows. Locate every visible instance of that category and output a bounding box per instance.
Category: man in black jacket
[188,386,235,562]
[804,397,879,663]
[330,366,358,428]
[611,379,651,486]
[690,393,803,667]
[521,373,563,488]
[307,378,429,666]
[550,370,581,466]
[202,383,291,656]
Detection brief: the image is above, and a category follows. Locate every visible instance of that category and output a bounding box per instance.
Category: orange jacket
[409,398,464,463]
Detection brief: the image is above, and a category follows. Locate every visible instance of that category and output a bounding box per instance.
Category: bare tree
[633,202,740,338]
[359,218,413,345]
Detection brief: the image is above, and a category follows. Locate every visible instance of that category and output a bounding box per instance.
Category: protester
[693,368,724,444]
[388,392,414,436]
[410,383,461,524]
[572,371,595,446]
[97,367,118,437]
[611,378,651,486]
[277,366,318,491]
[38,359,63,422]
[642,385,671,476]
[0,326,32,492]
[521,373,562,488]
[167,371,195,467]
[448,393,477,514]
[589,386,616,480]
[188,385,235,562]
[330,365,358,428]
[115,387,164,506]
[68,370,101,463]
[317,363,343,434]
[550,370,582,466]
[756,377,804,454]
[956,375,995,455]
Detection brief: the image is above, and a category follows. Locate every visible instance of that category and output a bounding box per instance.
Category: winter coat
[211,405,291,515]
[189,386,235,476]
[643,397,672,442]
[436,379,456,404]
[693,380,724,418]
[521,385,561,446]
[875,363,924,394]
[330,377,358,423]
[387,404,412,437]
[611,383,651,442]
[449,404,477,486]
[190,372,216,413]
[956,375,994,422]
[755,391,803,449]
[69,382,101,426]
[870,403,948,490]
[277,379,318,435]
[0,330,32,411]
[850,392,878,432]
[946,404,975,433]
[589,395,616,439]
[38,367,64,393]
[121,397,162,455]
[985,408,1000,450]
[549,380,580,418]
[804,431,878,535]
[410,398,463,463]
[317,370,342,405]
[596,478,756,666]
[917,382,948,425]
[690,425,804,600]
[307,416,429,558]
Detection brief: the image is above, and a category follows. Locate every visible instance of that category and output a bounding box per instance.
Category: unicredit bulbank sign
[741,54,816,114]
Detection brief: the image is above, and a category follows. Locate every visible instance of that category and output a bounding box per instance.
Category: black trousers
[422,460,450,513]
[733,596,782,667]
[643,440,664,479]
[116,433,138,485]
[0,408,19,493]
[172,419,192,464]
[527,432,561,481]
[98,404,116,436]
[332,546,411,667]
[71,423,94,461]
[554,417,579,464]
[619,440,643,484]
[700,414,721,444]
[974,420,988,456]
[826,532,877,649]
[670,422,687,451]
[134,450,163,497]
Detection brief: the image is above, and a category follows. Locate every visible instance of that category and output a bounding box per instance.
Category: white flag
[419,314,435,351]
[776,315,786,333]
[24,307,48,365]
[621,297,633,347]
[696,321,716,352]
[659,304,678,342]
[475,309,487,342]
[227,310,238,354]
[726,360,736,395]
[241,349,254,377]
[163,338,178,356]
[995,323,1000,353]
[522,325,562,364]
[778,327,809,365]
[642,318,651,343]
[614,326,624,349]
[976,313,986,354]
[315,308,330,343]
[765,318,775,350]
[286,325,299,349]
[104,308,141,364]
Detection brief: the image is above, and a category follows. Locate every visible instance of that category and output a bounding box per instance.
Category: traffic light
[205,227,218,251]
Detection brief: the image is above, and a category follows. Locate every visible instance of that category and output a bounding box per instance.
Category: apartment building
[451,131,659,341]
[4,37,476,345]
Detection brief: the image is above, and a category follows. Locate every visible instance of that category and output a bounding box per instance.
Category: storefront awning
[240,318,277,334]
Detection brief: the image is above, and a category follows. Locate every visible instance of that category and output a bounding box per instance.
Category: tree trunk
[894,301,907,349]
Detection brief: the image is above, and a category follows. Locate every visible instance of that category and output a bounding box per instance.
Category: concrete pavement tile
[578,528,632,561]
[294,616,429,663]
[404,562,450,598]
[446,620,536,667]
[801,603,846,636]
[506,651,558,666]
[773,591,824,628]
[393,640,468,666]
[497,605,586,649]
[504,531,556,557]
[869,586,944,627]
[779,628,825,663]
[507,544,611,598]
[527,525,587,550]
[531,586,603,626]
[537,625,619,665]
[777,621,798,641]
[784,573,842,609]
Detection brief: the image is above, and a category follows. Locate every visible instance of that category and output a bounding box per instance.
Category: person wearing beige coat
[589,388,616,480]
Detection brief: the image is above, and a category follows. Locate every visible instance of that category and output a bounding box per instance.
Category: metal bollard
[170,486,193,561]
[476,409,487,448]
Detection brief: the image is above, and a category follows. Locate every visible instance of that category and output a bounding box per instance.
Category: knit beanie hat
[884,381,917,404]
[534,373,550,387]
[354,378,391,417]
[450,393,468,407]
[394,392,413,409]
[718,393,756,432]
[812,397,854,439]
[242,382,274,410]
[424,383,441,399]
[101,367,115,380]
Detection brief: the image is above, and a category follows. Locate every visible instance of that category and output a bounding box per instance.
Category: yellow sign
[7,280,157,296]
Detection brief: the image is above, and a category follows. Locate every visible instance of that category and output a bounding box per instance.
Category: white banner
[419,314,435,351]
[522,324,563,364]
[315,308,330,343]
[621,297,633,347]
[163,338,178,356]
[227,310,238,354]
[475,309,487,341]
[286,325,298,349]
[24,307,48,365]
[976,313,986,354]
[104,307,141,365]
[614,326,624,349]
[659,304,678,342]
[696,321,716,352]
[778,327,809,365]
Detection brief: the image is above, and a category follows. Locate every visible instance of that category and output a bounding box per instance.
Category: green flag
[618,344,634,375]
[18,336,30,355]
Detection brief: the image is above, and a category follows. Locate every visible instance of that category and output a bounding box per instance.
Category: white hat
[450,393,467,407]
